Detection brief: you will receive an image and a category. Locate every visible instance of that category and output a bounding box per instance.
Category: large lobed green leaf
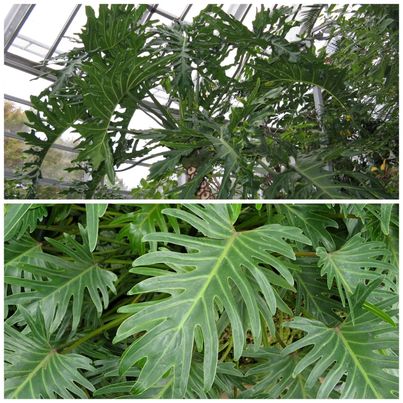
[5,229,117,332]
[114,205,310,397]
[316,233,391,307]
[5,307,95,398]
[282,285,398,398]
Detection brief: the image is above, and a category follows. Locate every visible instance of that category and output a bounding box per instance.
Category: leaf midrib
[30,264,99,305]
[324,253,353,295]
[336,329,383,398]
[293,163,339,199]
[176,232,237,330]
[5,204,33,241]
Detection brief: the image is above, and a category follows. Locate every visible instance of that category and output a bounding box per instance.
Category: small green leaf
[380,204,393,235]
[363,301,397,328]
[86,204,108,252]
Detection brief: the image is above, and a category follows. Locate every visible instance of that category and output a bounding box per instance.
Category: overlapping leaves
[5,307,95,398]
[283,284,398,398]
[5,228,117,332]
[3,203,399,399]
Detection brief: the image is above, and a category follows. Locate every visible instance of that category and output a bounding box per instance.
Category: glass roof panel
[9,3,78,60]
[55,7,88,54]
[183,4,211,22]
[155,4,189,19]
[3,66,49,101]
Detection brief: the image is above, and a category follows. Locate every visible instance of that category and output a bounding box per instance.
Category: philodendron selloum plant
[4,203,398,398]
[13,4,398,199]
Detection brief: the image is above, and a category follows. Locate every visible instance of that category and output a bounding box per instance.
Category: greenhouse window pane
[9,3,78,59]
[55,7,88,54]
[3,66,49,101]
[115,164,150,190]
[183,4,210,22]
[129,109,163,130]
[54,127,82,148]
[4,137,33,173]
[4,99,30,133]
[40,148,85,182]
[157,4,190,19]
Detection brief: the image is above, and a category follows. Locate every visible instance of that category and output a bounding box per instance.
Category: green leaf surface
[316,233,391,307]
[277,204,338,250]
[283,292,398,398]
[5,233,117,332]
[86,204,108,252]
[5,204,47,241]
[5,307,94,398]
[114,205,310,397]
[241,347,322,398]
[293,260,342,325]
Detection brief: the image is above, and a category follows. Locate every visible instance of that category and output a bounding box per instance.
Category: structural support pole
[298,8,332,171]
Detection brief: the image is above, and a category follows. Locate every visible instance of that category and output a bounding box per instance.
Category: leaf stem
[220,336,233,362]
[295,251,317,257]
[62,314,130,354]
[36,224,77,234]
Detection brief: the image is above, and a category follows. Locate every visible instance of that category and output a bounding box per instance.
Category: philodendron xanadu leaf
[114,204,311,397]
[5,232,117,332]
[276,204,338,250]
[316,233,391,307]
[5,307,95,398]
[282,286,398,399]
[241,347,322,399]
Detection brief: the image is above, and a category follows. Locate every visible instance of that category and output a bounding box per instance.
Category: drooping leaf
[257,53,348,109]
[114,204,311,397]
[5,307,95,398]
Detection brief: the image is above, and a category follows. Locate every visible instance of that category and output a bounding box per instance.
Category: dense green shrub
[4,203,398,398]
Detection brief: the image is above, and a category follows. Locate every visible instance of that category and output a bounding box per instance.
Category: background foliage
[4,203,398,398]
[6,4,398,199]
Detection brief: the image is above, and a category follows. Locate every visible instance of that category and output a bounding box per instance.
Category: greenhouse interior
[4,3,399,199]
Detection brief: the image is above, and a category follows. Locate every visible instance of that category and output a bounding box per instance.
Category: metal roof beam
[44,5,82,61]
[4,4,35,52]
